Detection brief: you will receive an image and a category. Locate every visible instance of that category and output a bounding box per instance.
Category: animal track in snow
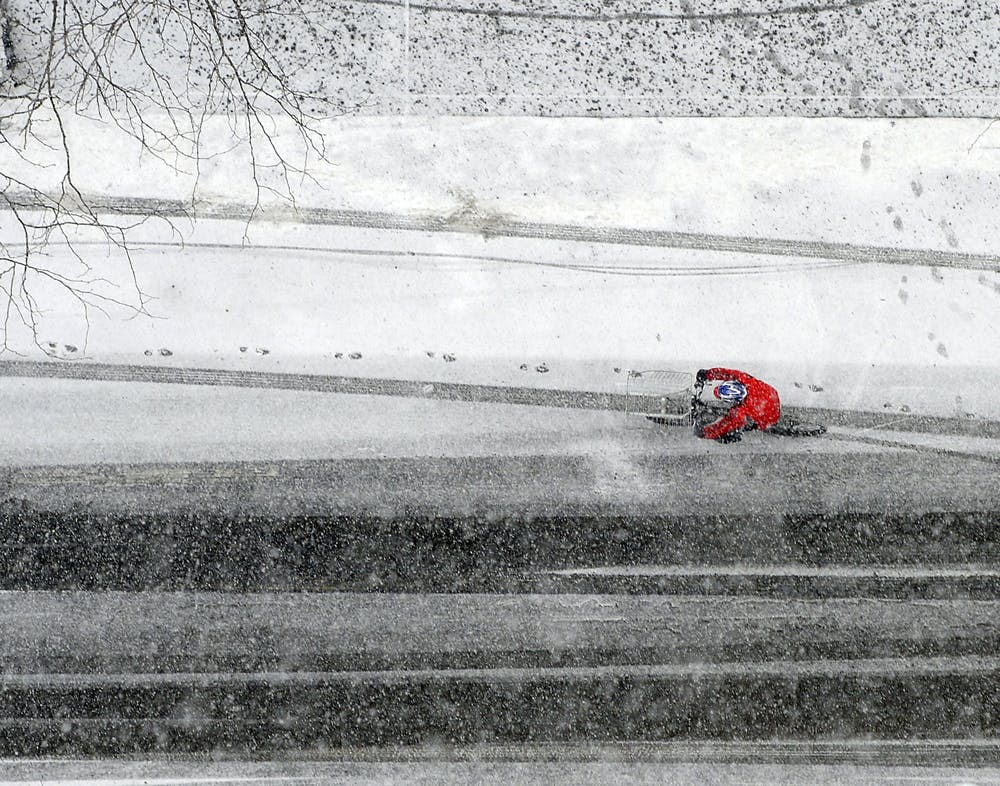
[938,219,958,249]
[42,342,82,359]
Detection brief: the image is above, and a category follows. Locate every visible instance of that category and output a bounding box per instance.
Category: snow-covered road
[0,375,921,468]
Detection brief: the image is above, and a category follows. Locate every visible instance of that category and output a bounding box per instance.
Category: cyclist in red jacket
[694,367,781,443]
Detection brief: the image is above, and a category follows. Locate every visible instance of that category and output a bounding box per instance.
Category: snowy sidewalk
[2,116,1000,421]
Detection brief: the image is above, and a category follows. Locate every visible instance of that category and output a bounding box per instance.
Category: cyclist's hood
[713,381,748,403]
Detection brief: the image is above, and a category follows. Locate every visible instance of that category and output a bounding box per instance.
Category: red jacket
[700,367,781,440]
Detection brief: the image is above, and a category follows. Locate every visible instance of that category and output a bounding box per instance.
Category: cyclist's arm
[704,367,757,386]
[699,405,748,441]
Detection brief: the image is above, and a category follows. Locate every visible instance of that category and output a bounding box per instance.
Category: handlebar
[691,380,706,417]
[691,377,718,424]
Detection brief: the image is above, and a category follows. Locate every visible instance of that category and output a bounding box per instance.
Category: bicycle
[640,376,826,437]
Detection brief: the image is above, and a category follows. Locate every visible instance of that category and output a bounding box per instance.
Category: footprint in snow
[978,274,1000,295]
[808,384,824,392]
[158,348,173,357]
[349,352,362,360]
[443,354,456,362]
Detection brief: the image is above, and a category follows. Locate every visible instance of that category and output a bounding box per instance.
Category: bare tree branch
[0,0,346,354]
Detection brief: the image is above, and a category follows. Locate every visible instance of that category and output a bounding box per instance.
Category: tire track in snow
[56,239,855,278]
[1,655,998,686]
[0,359,626,411]
[11,195,1000,273]
[821,428,1000,466]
